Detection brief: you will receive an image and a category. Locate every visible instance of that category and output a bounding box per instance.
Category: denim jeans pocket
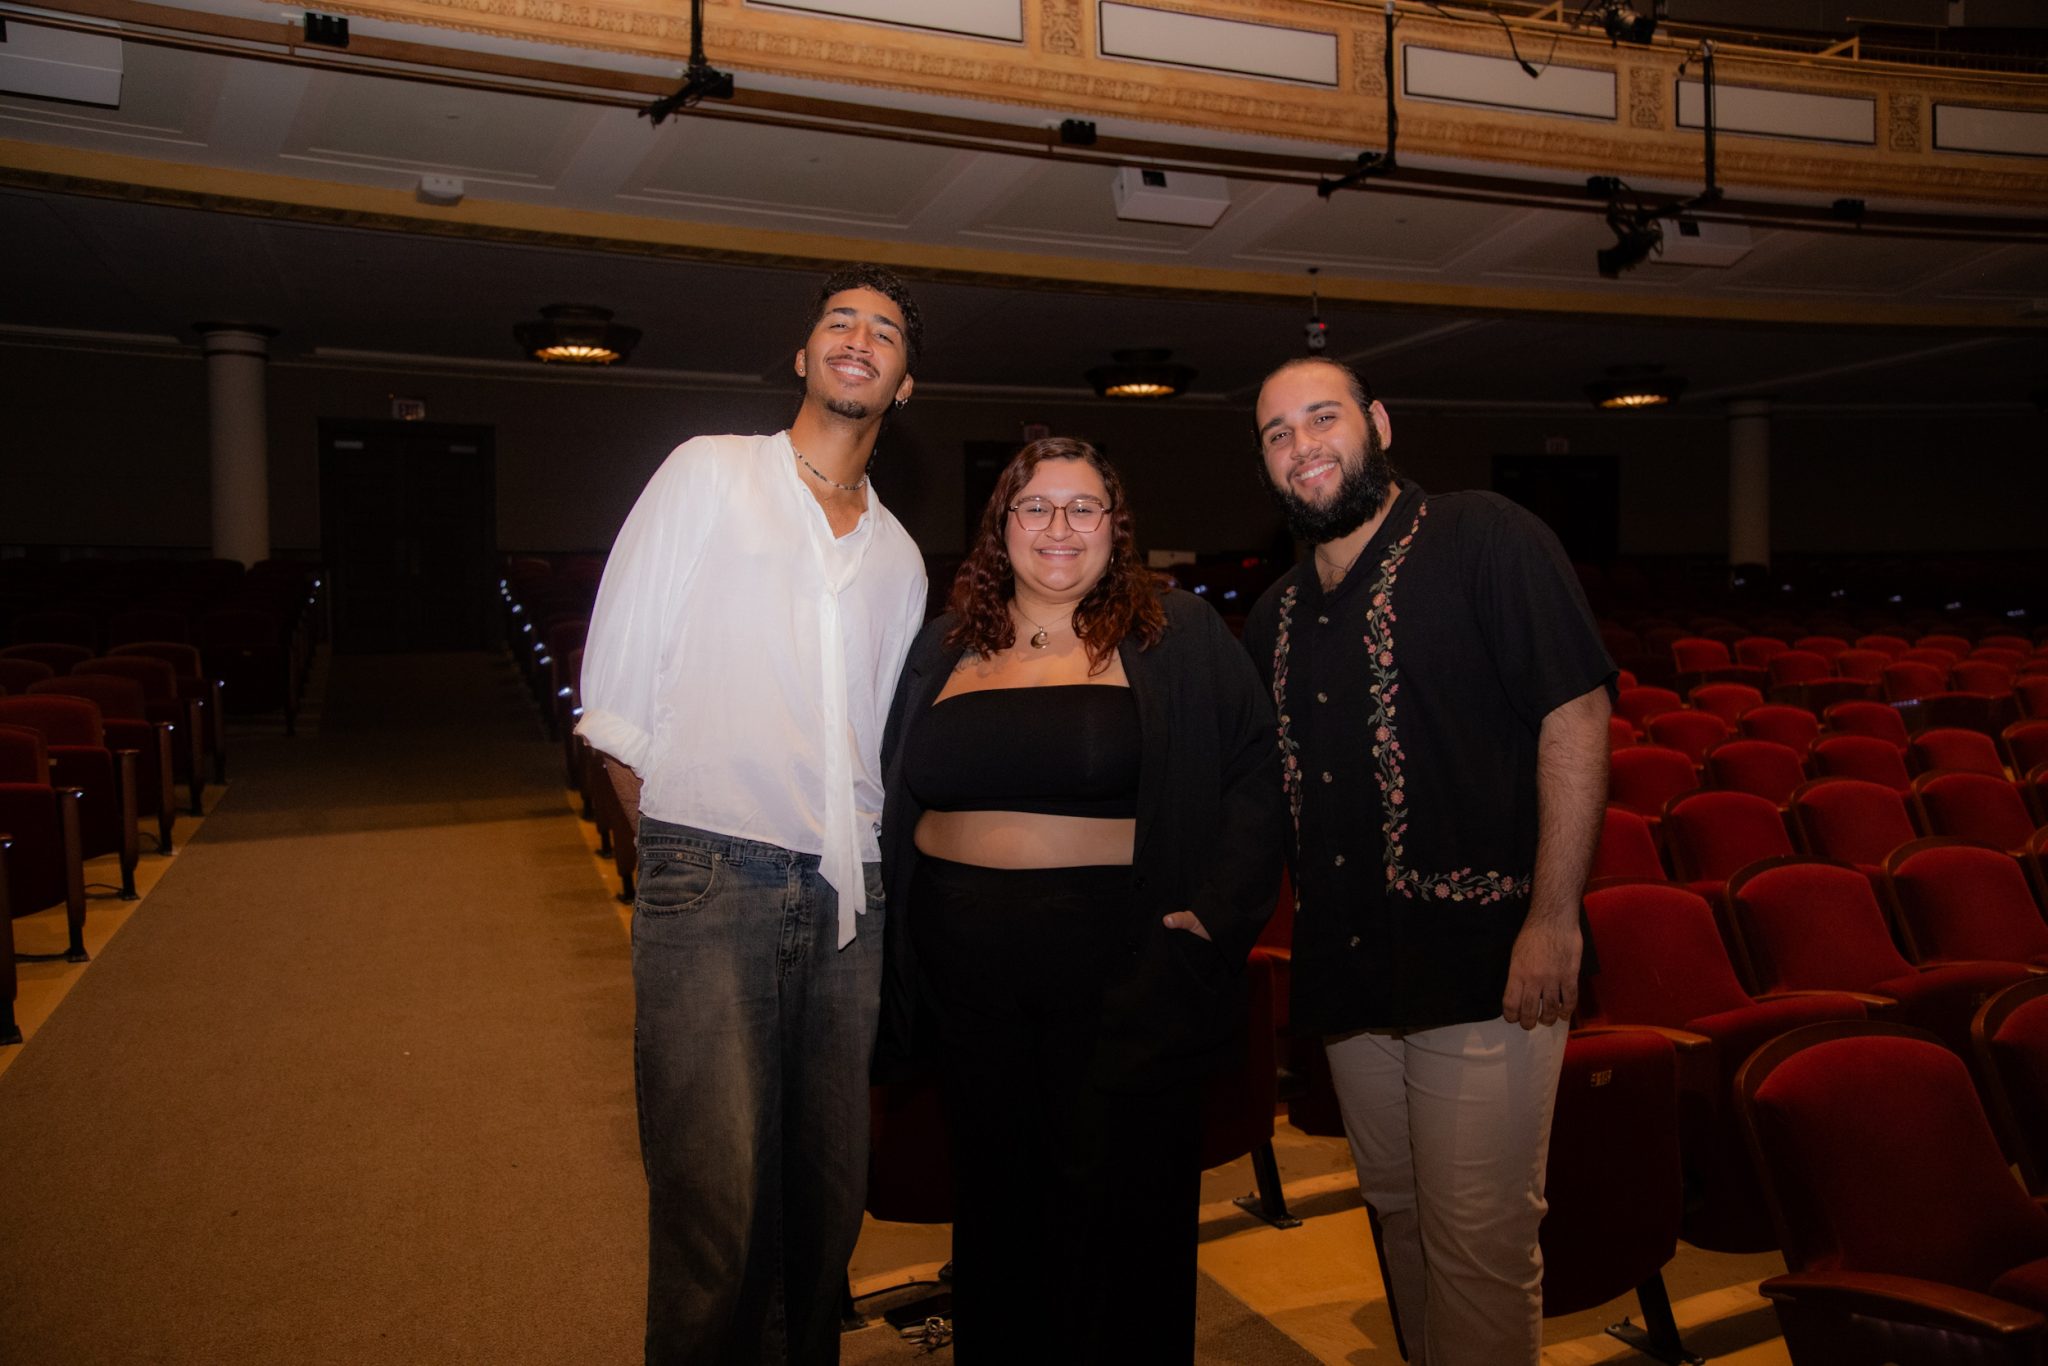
[637,845,720,916]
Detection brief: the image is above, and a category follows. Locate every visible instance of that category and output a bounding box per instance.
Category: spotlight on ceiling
[1599,0,1661,44]
[515,305,641,365]
[1587,365,1686,410]
[1597,206,1663,278]
[1086,348,1195,399]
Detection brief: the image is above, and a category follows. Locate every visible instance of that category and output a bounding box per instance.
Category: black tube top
[904,684,1140,819]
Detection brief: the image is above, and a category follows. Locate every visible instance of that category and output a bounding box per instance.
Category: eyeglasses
[1009,496,1110,533]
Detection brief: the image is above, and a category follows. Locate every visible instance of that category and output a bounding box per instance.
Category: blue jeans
[632,818,884,1366]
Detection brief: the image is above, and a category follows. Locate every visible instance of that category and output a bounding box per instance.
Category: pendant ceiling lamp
[516,304,641,365]
[1587,364,1685,410]
[1087,348,1196,399]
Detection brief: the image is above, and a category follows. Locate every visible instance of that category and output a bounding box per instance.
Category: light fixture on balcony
[1587,365,1685,410]
[515,304,641,365]
[1086,348,1195,399]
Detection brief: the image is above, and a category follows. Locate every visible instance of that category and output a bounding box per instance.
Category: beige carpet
[0,653,645,1365]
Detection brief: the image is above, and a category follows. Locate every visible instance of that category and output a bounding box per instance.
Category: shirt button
[1348,935,1361,949]
[1317,692,1328,703]
[1317,615,1329,625]
[1321,771,1333,783]
[1334,854,1345,866]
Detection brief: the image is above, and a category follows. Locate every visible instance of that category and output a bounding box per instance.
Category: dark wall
[5,345,2044,562]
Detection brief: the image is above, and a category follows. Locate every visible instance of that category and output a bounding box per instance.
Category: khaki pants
[1326,1017,1569,1366]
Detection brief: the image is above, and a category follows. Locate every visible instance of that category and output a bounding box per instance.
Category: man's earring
[894,397,908,410]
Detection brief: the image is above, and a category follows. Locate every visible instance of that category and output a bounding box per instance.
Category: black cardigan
[875,588,1285,1092]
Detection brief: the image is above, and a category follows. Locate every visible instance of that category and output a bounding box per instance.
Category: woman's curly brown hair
[945,437,1166,671]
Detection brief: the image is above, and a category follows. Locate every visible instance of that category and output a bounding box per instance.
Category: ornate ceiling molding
[251,0,2048,206]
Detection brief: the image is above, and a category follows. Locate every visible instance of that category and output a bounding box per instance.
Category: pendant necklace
[1016,605,1064,650]
[790,436,867,493]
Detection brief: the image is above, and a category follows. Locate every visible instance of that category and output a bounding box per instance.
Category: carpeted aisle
[0,653,644,1365]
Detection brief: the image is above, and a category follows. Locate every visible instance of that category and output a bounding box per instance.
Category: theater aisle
[0,652,644,1365]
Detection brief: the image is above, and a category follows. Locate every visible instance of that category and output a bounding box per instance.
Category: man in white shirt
[576,265,929,1365]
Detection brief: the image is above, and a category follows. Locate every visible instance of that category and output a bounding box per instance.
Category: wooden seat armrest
[1762,1271,2045,1337]
[1569,1023,1713,1052]
[1758,988,1898,1010]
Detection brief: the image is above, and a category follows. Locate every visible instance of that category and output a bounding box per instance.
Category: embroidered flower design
[1271,500,1529,908]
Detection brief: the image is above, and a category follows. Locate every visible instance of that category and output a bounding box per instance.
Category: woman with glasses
[878,436,1284,1363]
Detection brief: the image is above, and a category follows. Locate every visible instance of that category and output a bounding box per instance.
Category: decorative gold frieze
[1889,93,1924,152]
[1354,28,1384,96]
[1628,67,1662,130]
[1042,0,1081,57]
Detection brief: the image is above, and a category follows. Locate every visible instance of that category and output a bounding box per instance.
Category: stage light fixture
[1597,206,1663,278]
[1599,0,1661,45]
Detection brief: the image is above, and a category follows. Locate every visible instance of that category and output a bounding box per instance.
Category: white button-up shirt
[576,431,927,946]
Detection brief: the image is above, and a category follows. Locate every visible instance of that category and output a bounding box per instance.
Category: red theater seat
[1975,977,2048,1197]
[1765,650,1829,691]
[0,695,137,899]
[1647,709,1731,765]
[1580,882,1866,1253]
[1539,1030,1692,1363]
[1592,805,1667,885]
[77,656,206,815]
[1738,705,1820,757]
[1913,770,2037,854]
[1617,686,1685,731]
[111,642,226,784]
[1909,727,2008,778]
[1608,746,1699,829]
[1690,683,1766,727]
[1833,649,1890,684]
[0,723,89,962]
[1739,1023,2048,1366]
[1664,789,1796,917]
[1789,778,1919,882]
[28,675,177,855]
[1885,838,2048,972]
[0,643,91,675]
[1822,700,1911,752]
[2006,721,2048,782]
[1728,858,2028,1056]
[1810,734,1912,793]
[1705,739,1807,810]
[0,658,56,697]
[1734,636,1789,669]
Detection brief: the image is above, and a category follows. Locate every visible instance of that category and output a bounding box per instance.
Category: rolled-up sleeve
[575,441,718,774]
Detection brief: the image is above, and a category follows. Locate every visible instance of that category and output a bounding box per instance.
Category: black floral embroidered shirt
[1244,482,1616,1035]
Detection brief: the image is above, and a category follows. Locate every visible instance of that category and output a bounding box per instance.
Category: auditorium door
[1491,454,1619,567]
[320,420,497,653]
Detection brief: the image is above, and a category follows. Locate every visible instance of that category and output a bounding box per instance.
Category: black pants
[911,856,1204,1366]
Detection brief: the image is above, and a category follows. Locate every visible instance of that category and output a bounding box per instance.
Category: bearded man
[1242,357,1615,1366]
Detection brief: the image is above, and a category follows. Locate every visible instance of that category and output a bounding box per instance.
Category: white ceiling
[2,2,2046,410]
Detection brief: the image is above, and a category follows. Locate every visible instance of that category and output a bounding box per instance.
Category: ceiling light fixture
[515,304,641,365]
[1086,348,1195,399]
[1587,365,1685,410]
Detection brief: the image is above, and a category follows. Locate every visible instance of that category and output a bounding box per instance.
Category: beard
[823,395,872,421]
[1268,425,1396,544]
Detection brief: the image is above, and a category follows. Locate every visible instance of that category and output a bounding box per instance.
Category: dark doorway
[319,420,496,653]
[1491,455,1619,566]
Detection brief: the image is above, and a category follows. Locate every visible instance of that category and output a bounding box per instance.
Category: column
[197,323,276,566]
[1726,398,1771,570]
